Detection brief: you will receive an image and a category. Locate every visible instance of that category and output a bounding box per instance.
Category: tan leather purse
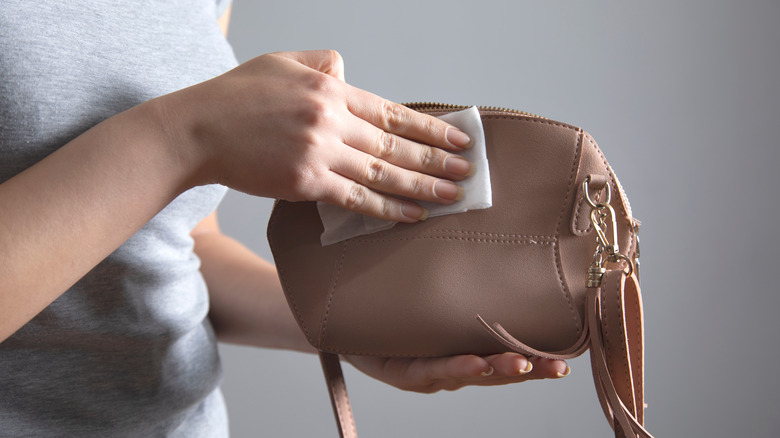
[267,104,652,438]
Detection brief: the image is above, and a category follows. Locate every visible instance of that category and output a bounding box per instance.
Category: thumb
[272,49,346,82]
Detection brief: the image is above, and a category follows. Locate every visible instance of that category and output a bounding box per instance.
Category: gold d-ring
[583,176,611,209]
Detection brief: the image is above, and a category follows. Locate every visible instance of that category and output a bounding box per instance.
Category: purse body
[268,106,638,359]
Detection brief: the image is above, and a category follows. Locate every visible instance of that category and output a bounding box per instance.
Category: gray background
[216,0,780,436]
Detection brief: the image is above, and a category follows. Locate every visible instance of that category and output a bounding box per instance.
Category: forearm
[192,216,312,353]
[0,47,472,345]
[0,101,194,342]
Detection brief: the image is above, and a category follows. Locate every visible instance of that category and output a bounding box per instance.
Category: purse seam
[573,185,607,234]
[610,276,633,413]
[316,116,598,357]
[479,114,579,131]
[630,278,643,417]
[584,133,636,257]
[268,202,314,344]
[352,235,555,245]
[552,129,586,337]
[354,229,556,243]
[319,241,350,349]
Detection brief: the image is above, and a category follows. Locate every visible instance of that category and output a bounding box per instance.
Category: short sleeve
[215,0,232,17]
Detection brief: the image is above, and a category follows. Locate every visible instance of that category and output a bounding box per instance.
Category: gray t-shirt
[0,0,238,436]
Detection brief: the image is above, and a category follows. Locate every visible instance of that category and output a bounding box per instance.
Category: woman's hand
[160,50,473,222]
[345,353,570,393]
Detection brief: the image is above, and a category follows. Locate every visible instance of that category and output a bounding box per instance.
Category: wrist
[140,91,216,192]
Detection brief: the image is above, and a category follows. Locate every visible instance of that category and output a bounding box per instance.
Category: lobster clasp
[583,177,635,286]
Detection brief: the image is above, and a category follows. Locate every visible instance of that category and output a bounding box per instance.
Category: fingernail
[446,127,472,149]
[401,203,428,221]
[555,366,571,378]
[433,181,464,201]
[480,367,494,377]
[444,156,474,177]
[517,360,533,375]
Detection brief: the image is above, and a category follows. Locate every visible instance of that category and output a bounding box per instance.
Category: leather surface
[319,271,652,438]
[267,108,648,437]
[268,111,636,357]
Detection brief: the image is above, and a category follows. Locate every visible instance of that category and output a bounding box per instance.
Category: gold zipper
[403,102,547,119]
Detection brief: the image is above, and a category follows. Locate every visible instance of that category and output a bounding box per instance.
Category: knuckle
[422,116,440,137]
[365,157,388,184]
[326,49,344,69]
[377,131,399,159]
[379,197,395,218]
[380,100,406,132]
[408,174,425,197]
[419,146,436,168]
[297,129,320,152]
[345,184,369,210]
[286,162,319,201]
[306,70,335,94]
[297,96,334,129]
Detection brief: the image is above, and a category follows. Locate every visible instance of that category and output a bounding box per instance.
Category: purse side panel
[267,201,346,349]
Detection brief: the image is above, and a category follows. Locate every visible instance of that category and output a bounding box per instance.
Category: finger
[348,355,490,393]
[271,49,345,81]
[422,355,492,380]
[400,355,492,392]
[482,352,533,377]
[343,120,474,181]
[329,146,464,205]
[463,356,569,388]
[526,357,571,379]
[414,354,534,391]
[317,171,429,222]
[345,87,472,151]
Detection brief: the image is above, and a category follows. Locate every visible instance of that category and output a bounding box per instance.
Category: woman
[0,0,568,435]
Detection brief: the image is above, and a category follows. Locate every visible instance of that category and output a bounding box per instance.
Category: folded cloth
[317,106,492,246]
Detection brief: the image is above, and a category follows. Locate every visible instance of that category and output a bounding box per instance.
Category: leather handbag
[267,104,652,438]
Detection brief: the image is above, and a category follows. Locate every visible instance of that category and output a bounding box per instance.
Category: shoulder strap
[317,269,651,438]
[319,351,357,438]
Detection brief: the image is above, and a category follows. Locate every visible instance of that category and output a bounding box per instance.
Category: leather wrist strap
[588,271,651,438]
[318,269,650,438]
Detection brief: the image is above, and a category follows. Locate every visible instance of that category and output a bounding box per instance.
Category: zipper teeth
[407,102,633,218]
[404,102,547,119]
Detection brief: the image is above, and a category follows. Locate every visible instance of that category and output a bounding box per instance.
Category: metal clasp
[583,177,634,287]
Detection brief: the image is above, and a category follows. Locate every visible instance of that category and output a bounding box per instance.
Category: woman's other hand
[345,353,570,393]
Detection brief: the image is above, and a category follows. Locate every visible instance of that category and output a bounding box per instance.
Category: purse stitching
[551,129,586,337]
[573,186,607,234]
[573,185,592,234]
[318,241,350,349]
[479,114,579,131]
[268,202,313,343]
[584,133,636,256]
[612,276,633,412]
[633,292,643,416]
[476,116,587,338]
[316,116,605,357]
[602,277,634,414]
[601,288,611,367]
[355,229,556,243]
[352,235,554,245]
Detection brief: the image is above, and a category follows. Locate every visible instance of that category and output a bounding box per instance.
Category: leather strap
[319,351,357,438]
[587,271,651,438]
[317,269,651,437]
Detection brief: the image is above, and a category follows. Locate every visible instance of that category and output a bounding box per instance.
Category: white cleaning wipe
[318,106,491,245]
